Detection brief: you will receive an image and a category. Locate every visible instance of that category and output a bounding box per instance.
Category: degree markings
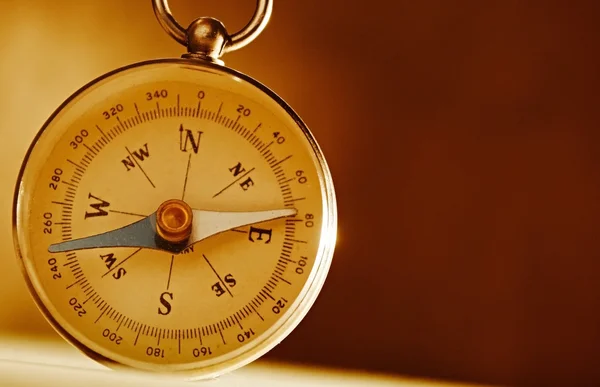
[274,274,292,285]
[83,143,97,157]
[96,125,110,143]
[52,96,305,350]
[260,141,274,155]
[95,305,108,324]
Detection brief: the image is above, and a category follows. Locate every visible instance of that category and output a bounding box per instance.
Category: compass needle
[189,208,298,244]
[48,215,157,253]
[48,207,298,253]
[13,0,336,380]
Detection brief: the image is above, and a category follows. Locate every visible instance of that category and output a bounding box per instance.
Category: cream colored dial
[13,60,336,380]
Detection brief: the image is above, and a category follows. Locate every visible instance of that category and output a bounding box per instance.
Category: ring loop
[152,0,273,54]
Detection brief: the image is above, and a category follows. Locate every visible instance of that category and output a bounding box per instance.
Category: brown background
[1,1,600,386]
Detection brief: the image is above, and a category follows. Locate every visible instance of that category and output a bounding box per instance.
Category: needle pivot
[156,199,193,243]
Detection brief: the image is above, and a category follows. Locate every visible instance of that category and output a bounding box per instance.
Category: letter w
[84,193,110,219]
[133,144,150,162]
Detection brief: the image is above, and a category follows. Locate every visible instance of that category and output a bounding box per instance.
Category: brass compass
[12,0,336,380]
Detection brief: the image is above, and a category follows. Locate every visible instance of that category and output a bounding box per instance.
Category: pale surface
[0,335,485,387]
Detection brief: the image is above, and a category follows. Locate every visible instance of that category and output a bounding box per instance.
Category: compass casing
[13,59,336,379]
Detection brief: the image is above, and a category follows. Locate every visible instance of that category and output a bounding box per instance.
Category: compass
[12,0,336,380]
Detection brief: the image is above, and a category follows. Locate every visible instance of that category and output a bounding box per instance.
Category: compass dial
[13,60,336,379]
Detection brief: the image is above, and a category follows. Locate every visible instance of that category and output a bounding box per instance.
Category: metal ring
[152,0,273,54]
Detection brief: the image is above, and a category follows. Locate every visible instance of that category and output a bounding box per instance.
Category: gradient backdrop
[1,1,600,386]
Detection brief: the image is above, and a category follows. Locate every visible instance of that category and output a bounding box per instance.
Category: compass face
[13,60,336,378]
